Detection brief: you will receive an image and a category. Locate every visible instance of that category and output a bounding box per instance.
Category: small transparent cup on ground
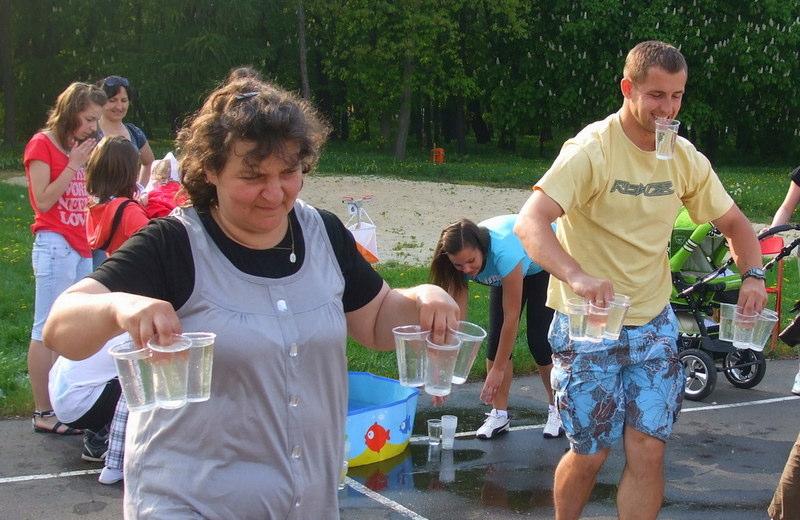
[109,340,156,412]
[584,302,610,342]
[392,325,429,387]
[424,334,461,397]
[742,308,779,352]
[427,418,442,446]
[449,321,487,384]
[147,334,192,410]
[566,297,589,341]
[181,332,216,402]
[602,294,631,340]
[440,414,457,450]
[655,118,680,160]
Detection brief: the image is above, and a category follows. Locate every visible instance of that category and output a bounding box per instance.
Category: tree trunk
[0,0,16,145]
[296,1,311,100]
[453,96,466,153]
[468,100,491,144]
[393,58,414,160]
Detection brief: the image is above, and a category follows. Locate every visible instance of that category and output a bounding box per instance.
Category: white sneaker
[792,371,800,396]
[543,406,564,439]
[98,466,123,485]
[476,409,510,440]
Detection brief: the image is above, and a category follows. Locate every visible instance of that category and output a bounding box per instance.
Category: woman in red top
[86,136,150,259]
[24,82,106,434]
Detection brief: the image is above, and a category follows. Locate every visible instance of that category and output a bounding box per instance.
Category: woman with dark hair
[98,75,155,186]
[43,77,458,517]
[430,216,562,440]
[24,82,106,435]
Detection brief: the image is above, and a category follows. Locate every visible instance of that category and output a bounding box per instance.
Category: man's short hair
[624,41,687,84]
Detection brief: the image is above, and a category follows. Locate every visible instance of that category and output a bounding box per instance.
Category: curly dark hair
[176,78,330,211]
[429,218,490,294]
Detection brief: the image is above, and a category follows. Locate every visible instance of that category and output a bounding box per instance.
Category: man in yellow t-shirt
[514,41,767,520]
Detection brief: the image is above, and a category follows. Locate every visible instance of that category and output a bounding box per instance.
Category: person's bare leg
[538,363,554,405]
[554,448,609,520]
[486,358,514,411]
[29,339,61,429]
[617,427,666,520]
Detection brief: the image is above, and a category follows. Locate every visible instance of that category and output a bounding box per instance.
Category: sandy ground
[5,173,530,266]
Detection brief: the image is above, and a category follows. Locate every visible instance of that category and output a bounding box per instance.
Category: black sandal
[32,410,83,435]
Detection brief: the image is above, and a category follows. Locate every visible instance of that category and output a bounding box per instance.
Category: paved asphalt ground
[2,358,798,519]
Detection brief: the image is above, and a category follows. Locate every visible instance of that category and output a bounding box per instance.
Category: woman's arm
[346,282,459,351]
[28,138,95,213]
[138,141,155,186]
[770,181,800,228]
[43,278,182,360]
[479,264,524,404]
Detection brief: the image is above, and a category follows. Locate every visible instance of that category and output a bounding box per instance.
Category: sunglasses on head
[104,76,129,89]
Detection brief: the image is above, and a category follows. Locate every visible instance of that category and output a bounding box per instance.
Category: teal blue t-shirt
[469,215,549,287]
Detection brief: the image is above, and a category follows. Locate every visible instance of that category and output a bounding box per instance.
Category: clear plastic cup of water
[585,302,610,342]
[732,308,758,347]
[424,334,461,397]
[566,297,589,341]
[181,332,216,402]
[440,415,458,450]
[449,321,487,384]
[109,340,156,412]
[718,303,736,341]
[602,294,631,340]
[427,418,442,445]
[392,325,429,387]
[741,308,779,352]
[655,118,680,160]
[147,334,192,409]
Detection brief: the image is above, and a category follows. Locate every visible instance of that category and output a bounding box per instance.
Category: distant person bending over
[430,216,562,440]
[139,154,187,218]
[97,75,155,186]
[514,40,766,520]
[43,76,458,518]
[24,82,106,435]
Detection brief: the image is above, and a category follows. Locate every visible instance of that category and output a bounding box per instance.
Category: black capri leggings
[66,378,121,433]
[486,270,554,366]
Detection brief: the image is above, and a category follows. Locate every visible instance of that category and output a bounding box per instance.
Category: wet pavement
[1,359,798,519]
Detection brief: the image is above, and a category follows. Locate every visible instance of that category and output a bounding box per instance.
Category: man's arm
[712,204,768,314]
[514,189,613,305]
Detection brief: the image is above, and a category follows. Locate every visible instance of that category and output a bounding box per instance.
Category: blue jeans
[31,232,92,341]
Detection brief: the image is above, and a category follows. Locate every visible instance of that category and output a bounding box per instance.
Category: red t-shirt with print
[23,133,91,257]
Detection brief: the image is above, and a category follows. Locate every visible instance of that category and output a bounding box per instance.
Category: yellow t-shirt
[536,111,733,325]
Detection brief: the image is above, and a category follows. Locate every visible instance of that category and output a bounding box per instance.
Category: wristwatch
[741,267,766,281]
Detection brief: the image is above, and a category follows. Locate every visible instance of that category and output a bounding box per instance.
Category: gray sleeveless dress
[124,200,348,519]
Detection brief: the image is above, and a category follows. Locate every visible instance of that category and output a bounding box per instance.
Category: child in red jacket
[140,152,187,218]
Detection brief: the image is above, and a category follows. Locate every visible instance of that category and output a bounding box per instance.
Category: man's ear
[620,77,634,99]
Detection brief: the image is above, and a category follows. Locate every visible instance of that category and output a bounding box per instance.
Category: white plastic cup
[602,294,631,340]
[427,418,442,446]
[585,302,610,342]
[147,335,192,410]
[449,321,487,384]
[182,332,216,402]
[655,118,680,160]
[109,341,156,412]
[743,308,780,352]
[424,334,461,397]
[566,297,589,341]
[392,325,429,387]
[440,414,457,450]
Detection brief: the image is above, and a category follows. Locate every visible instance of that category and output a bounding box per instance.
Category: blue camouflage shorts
[548,305,684,454]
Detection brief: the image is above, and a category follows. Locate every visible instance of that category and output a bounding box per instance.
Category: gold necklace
[268,217,297,263]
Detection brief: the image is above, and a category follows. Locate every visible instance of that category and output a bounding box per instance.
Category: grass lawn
[1,140,798,415]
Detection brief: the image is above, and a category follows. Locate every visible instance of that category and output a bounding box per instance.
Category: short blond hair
[623,41,687,84]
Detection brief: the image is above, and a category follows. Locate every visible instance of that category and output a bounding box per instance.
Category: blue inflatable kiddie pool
[346,372,419,467]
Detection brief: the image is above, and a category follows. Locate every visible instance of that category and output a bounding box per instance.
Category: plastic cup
[449,321,487,384]
[182,332,216,402]
[732,308,758,347]
[424,334,461,397]
[743,308,780,352]
[427,418,442,445]
[585,302,610,342]
[392,325,429,387]
[602,294,631,340]
[566,297,589,341]
[109,340,156,412]
[147,335,192,409]
[440,415,457,450]
[719,302,736,341]
[655,118,680,160]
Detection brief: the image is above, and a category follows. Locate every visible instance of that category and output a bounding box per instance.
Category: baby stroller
[669,209,800,401]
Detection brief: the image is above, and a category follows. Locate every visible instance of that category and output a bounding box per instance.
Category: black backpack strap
[97,199,134,252]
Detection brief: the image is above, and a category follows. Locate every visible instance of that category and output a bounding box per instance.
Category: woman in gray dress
[43,76,458,518]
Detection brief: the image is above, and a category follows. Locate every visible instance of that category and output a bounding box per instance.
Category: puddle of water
[414,408,547,432]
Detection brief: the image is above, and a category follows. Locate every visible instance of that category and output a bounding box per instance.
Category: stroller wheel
[723,349,767,389]
[680,349,717,401]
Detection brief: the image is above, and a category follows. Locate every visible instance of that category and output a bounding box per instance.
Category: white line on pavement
[682,394,800,412]
[0,468,100,484]
[345,477,428,520]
